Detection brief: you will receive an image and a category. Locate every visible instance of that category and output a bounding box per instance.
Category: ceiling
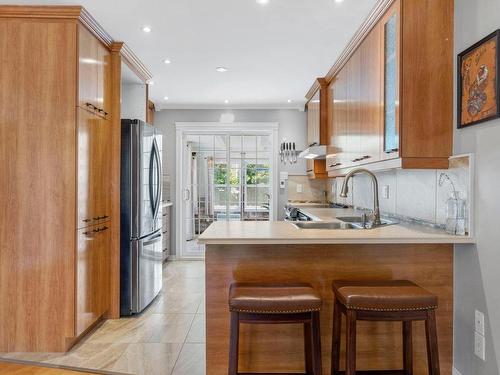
[3,0,378,109]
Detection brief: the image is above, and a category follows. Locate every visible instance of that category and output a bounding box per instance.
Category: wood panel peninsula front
[198,213,474,375]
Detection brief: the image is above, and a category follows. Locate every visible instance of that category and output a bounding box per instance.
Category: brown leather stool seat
[229,282,322,314]
[228,282,323,375]
[332,280,438,312]
[331,280,440,375]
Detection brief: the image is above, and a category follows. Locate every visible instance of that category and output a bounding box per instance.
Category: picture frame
[457,29,500,128]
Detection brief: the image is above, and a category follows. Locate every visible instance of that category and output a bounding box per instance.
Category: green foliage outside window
[214,163,269,186]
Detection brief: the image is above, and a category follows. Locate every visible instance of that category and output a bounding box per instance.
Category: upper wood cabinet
[78,24,110,119]
[326,0,453,176]
[305,78,329,179]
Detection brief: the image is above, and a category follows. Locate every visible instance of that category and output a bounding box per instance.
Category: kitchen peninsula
[198,211,474,375]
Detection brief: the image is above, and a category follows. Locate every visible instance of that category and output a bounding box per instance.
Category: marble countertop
[197,207,475,245]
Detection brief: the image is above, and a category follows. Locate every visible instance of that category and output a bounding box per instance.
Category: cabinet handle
[93,226,109,233]
[93,215,109,221]
[82,218,92,223]
[306,169,313,173]
[385,148,399,154]
[329,163,342,168]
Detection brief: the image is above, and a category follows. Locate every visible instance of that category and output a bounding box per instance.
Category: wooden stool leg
[304,319,313,374]
[311,311,322,375]
[425,310,440,375]
[331,298,342,375]
[228,311,239,375]
[345,310,357,375]
[403,321,413,375]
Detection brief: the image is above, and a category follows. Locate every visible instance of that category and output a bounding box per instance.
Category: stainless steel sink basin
[292,222,362,230]
[336,216,398,228]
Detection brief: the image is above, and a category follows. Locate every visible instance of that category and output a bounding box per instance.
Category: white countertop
[197,208,475,245]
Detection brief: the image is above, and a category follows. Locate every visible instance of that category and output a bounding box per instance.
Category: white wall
[121,83,147,121]
[154,108,307,254]
[454,0,500,373]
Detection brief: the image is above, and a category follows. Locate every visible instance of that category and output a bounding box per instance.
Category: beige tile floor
[0,261,206,375]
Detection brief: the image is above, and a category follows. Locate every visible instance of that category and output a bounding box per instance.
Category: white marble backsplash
[327,155,472,231]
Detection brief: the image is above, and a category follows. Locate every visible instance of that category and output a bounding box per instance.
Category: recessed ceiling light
[163,59,171,64]
[334,0,344,3]
[141,26,152,33]
[224,99,229,104]
[287,99,292,103]
[164,96,169,101]
[256,0,269,4]
[148,80,154,85]
[216,67,228,73]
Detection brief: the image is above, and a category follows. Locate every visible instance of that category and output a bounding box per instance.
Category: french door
[176,123,279,258]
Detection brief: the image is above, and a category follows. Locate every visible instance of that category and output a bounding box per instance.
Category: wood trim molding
[305,78,329,102]
[121,43,153,83]
[0,5,83,19]
[79,7,113,47]
[324,0,394,84]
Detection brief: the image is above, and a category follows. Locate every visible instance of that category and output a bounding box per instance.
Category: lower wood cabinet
[76,222,111,336]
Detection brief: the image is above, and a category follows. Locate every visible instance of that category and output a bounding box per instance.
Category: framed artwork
[458,30,500,128]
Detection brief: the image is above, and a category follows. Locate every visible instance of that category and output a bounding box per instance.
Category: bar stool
[331,280,440,375]
[228,282,323,375]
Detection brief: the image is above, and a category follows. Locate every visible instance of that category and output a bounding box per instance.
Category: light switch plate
[296,184,303,193]
[475,310,485,335]
[475,332,486,361]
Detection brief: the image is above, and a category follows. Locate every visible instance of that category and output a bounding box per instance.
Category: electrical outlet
[474,332,486,361]
[296,184,303,193]
[382,185,390,199]
[475,310,485,335]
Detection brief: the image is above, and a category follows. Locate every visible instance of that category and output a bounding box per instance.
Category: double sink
[292,216,397,230]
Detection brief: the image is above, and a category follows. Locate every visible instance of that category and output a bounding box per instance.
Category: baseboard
[453,367,464,375]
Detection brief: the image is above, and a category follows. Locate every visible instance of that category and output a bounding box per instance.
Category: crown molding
[121,43,153,84]
[324,0,394,83]
[79,6,113,47]
[305,77,329,102]
[0,5,82,19]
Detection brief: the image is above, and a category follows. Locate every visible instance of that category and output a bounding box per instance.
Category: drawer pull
[93,226,109,233]
[385,148,399,154]
[329,163,342,168]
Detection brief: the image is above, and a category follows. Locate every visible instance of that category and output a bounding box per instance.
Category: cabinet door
[359,22,383,164]
[327,69,347,171]
[76,224,110,336]
[78,24,98,111]
[380,1,401,160]
[94,224,111,317]
[76,226,98,335]
[77,108,111,228]
[77,108,98,228]
[345,52,361,168]
[307,94,320,147]
[94,118,112,223]
[96,43,110,119]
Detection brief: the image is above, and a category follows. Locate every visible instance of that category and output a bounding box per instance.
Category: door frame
[175,122,280,259]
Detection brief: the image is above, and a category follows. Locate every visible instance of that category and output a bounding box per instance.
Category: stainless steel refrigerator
[120,119,163,315]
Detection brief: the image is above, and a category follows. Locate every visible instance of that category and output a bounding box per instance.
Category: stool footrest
[334,370,408,375]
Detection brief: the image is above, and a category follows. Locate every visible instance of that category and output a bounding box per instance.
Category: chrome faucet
[340,168,382,226]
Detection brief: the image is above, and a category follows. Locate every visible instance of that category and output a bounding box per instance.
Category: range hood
[298,144,327,160]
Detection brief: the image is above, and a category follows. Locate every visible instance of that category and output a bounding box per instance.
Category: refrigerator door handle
[148,141,156,218]
[152,137,162,219]
[143,232,162,246]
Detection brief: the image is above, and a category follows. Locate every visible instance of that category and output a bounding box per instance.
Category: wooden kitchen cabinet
[78,24,110,119]
[305,78,329,179]
[326,0,453,176]
[76,223,110,336]
[0,6,124,352]
[77,108,112,229]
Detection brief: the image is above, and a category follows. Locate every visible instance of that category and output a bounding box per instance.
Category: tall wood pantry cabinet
[0,6,119,352]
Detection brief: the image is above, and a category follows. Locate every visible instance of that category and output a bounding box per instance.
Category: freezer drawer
[121,231,163,315]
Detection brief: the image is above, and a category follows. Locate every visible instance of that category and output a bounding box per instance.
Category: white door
[177,126,277,259]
